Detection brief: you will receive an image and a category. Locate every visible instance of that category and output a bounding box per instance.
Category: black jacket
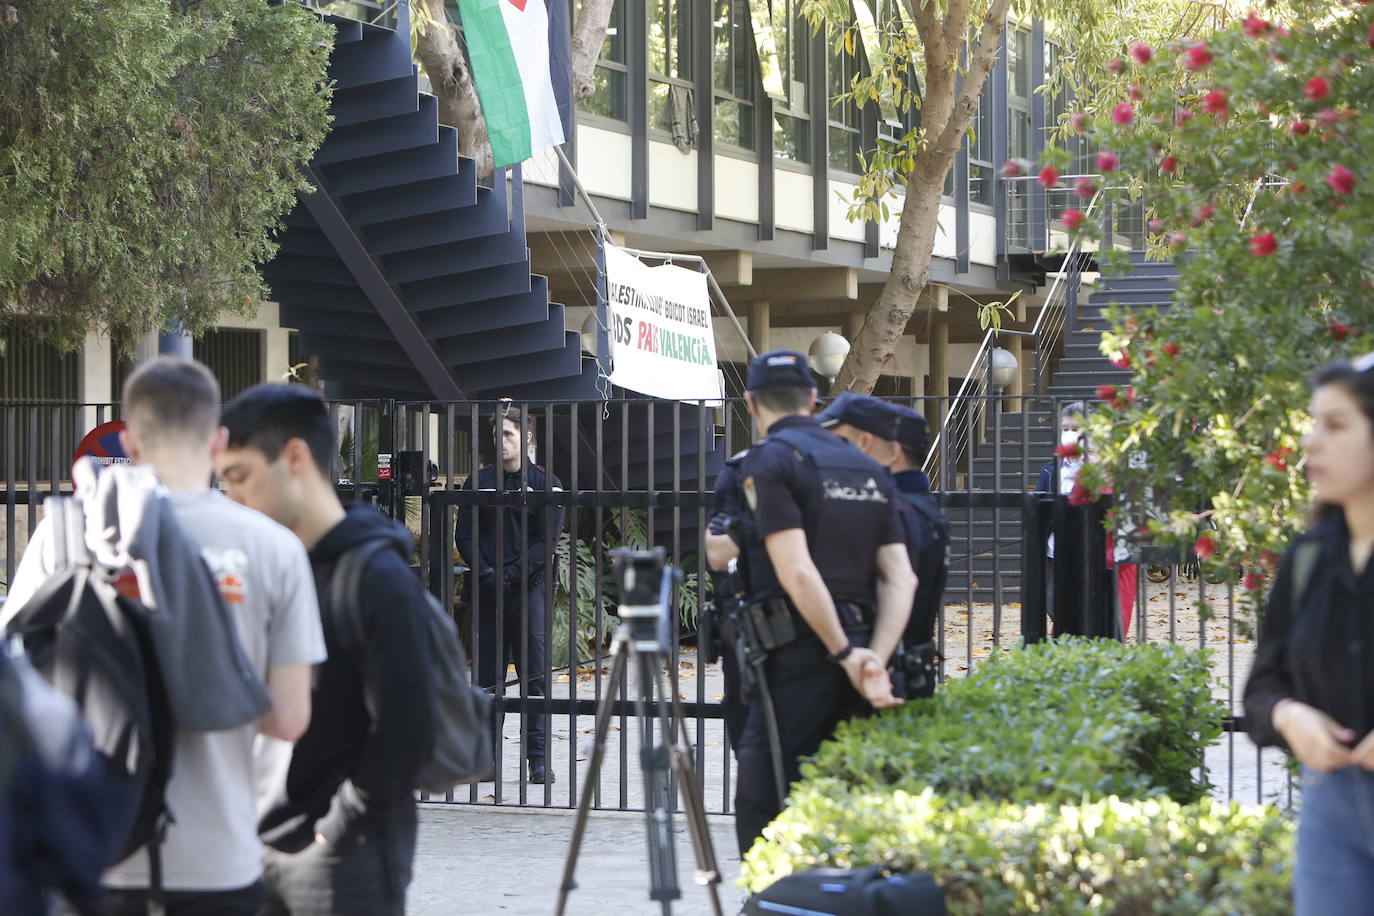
[258,507,435,851]
[455,462,565,593]
[1245,510,1374,748]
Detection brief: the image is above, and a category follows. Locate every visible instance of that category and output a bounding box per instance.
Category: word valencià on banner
[601,244,724,402]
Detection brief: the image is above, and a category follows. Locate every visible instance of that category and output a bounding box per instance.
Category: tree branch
[933,0,1010,157]
[904,0,941,70]
[570,0,614,102]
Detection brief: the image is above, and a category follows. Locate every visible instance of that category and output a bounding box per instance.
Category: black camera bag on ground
[747,866,945,916]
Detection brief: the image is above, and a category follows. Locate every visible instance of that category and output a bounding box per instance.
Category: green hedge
[742,789,1294,914]
[743,638,1294,912]
[805,638,1225,805]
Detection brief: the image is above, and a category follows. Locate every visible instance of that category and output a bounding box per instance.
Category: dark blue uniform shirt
[741,415,904,602]
[455,462,565,587]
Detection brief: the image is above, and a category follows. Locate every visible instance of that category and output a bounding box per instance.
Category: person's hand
[1274,699,1355,772]
[839,648,904,709]
[503,565,523,589]
[1350,729,1374,771]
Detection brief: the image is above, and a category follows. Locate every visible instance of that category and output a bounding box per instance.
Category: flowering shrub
[1040,5,1374,604]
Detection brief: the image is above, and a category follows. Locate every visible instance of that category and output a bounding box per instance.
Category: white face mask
[1061,429,1082,448]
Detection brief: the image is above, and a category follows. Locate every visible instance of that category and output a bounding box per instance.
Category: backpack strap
[329,539,399,658]
[1289,540,1321,610]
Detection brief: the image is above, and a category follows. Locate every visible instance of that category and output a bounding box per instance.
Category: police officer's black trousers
[733,639,871,855]
[473,584,549,765]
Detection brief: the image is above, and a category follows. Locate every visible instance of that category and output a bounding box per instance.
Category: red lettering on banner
[637,321,651,350]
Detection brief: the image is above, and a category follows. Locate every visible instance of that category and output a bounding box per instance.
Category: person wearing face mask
[1034,402,1087,632]
[1244,352,1374,914]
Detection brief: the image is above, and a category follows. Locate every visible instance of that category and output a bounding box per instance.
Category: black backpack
[748,866,946,915]
[332,539,494,793]
[4,497,177,895]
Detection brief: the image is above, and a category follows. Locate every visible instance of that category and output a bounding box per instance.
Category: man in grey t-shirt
[4,358,325,915]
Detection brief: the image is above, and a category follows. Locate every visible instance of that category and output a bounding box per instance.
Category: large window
[648,0,693,136]
[581,0,628,121]
[771,0,810,164]
[828,38,861,173]
[713,0,756,150]
[1007,26,1034,234]
[968,81,995,206]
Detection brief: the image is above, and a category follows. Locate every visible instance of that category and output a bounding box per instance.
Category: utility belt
[744,595,872,653]
[891,640,940,700]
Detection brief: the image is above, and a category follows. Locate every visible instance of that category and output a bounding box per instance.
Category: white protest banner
[602,243,723,401]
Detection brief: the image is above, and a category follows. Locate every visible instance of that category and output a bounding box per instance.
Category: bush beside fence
[743,638,1294,913]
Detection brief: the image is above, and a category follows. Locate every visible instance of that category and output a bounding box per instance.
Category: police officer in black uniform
[731,351,916,854]
[820,393,948,698]
[456,411,565,785]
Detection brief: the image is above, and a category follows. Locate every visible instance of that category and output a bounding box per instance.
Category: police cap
[820,392,929,451]
[746,350,816,391]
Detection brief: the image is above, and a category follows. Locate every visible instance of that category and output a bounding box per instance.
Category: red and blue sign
[73,420,131,467]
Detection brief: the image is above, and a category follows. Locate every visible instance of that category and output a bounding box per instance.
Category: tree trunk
[570,0,615,102]
[415,0,494,176]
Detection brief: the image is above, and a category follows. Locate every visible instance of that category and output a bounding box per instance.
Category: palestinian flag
[457,0,572,168]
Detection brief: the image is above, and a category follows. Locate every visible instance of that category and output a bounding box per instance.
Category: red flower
[1112,103,1134,125]
[1160,155,1179,174]
[1328,322,1352,340]
[1202,89,1229,117]
[1327,164,1356,195]
[1305,76,1330,101]
[1242,12,1271,38]
[1038,165,1060,188]
[1194,532,1217,560]
[1107,58,1125,76]
[1111,353,1132,370]
[1130,42,1153,65]
[1096,384,1118,401]
[1243,572,1265,592]
[1368,23,1374,47]
[1074,177,1098,199]
[1184,42,1214,70]
[1290,120,1310,135]
[1059,208,1086,231]
[1191,204,1216,226]
[1097,150,1119,173]
[1128,83,1144,102]
[1147,217,1164,235]
[1250,231,1278,256]
[1261,549,1281,569]
[1170,231,1188,247]
[1265,451,1288,471]
[1291,180,1308,195]
[1070,111,1089,133]
[1055,443,1082,460]
[1175,110,1195,127]
[1317,108,1340,128]
[1163,342,1180,359]
[1001,158,1025,178]
[1067,482,1097,506]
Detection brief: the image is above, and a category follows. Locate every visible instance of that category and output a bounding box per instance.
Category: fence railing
[0,395,1293,811]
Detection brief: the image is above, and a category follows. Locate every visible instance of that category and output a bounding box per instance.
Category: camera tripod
[554,616,724,916]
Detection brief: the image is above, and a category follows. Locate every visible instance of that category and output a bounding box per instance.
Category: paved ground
[410,805,745,915]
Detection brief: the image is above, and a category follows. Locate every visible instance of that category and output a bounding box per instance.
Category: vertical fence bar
[568,400,581,801]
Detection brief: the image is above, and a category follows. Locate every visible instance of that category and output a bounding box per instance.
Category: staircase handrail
[923,179,1117,482]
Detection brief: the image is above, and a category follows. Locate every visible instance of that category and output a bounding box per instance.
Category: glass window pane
[828,126,859,172]
[773,113,810,163]
[586,0,625,63]
[970,164,993,205]
[715,97,755,148]
[649,79,673,131]
[584,66,627,121]
[649,0,689,79]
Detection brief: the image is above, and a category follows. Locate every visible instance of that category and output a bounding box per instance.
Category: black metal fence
[0,394,1292,813]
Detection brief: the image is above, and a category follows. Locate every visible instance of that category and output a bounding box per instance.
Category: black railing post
[1021,492,1050,644]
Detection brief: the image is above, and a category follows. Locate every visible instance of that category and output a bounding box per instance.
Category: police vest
[740,426,892,605]
[898,488,949,646]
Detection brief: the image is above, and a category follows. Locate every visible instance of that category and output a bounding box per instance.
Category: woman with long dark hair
[1245,352,1374,913]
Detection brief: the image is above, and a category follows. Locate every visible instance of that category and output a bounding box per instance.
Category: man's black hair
[749,386,813,414]
[221,383,335,476]
[490,412,536,440]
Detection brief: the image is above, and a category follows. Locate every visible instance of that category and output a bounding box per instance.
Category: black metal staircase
[947,251,1181,598]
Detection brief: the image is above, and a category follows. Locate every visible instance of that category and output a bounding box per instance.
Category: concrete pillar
[843,311,865,343]
[748,300,771,355]
[929,314,948,434]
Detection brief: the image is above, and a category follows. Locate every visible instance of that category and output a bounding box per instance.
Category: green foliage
[1043,5,1374,603]
[742,790,1294,912]
[742,640,1289,911]
[0,1,333,348]
[803,637,1224,805]
[550,509,710,668]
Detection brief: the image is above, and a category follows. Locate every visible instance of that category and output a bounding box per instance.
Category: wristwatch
[828,643,854,664]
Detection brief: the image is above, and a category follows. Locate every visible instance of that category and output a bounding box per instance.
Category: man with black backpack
[4,357,325,915]
[218,384,438,916]
[820,394,948,698]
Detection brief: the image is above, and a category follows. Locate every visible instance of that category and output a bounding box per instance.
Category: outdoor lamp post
[580,314,599,356]
[808,331,850,385]
[989,346,1019,389]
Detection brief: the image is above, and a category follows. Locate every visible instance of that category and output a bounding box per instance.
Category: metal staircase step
[342,174,479,226]
[315,95,441,165]
[322,129,465,196]
[331,73,421,128]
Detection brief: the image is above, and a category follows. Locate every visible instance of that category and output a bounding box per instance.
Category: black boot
[528,759,554,785]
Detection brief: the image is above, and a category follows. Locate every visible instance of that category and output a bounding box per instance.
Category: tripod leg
[554,635,630,916]
[655,662,725,916]
[635,652,681,908]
